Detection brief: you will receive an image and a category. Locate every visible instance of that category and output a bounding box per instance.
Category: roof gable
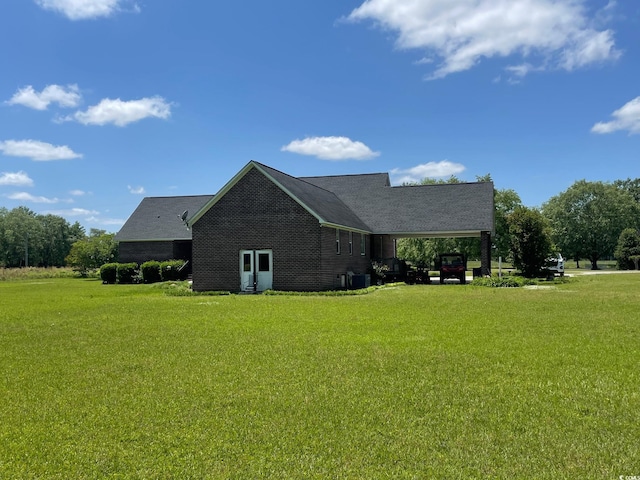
[189,161,371,232]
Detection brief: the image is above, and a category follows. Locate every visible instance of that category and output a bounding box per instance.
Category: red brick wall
[192,168,372,292]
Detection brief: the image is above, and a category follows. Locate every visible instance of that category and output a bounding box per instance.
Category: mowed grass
[1,276,639,478]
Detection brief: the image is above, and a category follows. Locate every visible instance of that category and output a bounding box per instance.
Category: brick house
[116,161,494,292]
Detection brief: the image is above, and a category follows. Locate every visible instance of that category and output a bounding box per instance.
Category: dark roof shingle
[115,195,213,241]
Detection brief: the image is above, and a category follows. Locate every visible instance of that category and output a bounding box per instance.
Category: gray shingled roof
[118,162,494,242]
[303,172,494,235]
[115,195,213,241]
[329,182,494,235]
[256,163,371,232]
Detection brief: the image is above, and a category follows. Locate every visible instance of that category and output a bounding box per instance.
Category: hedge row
[100,260,188,284]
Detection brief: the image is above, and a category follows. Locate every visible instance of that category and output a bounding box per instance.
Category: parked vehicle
[438,253,466,284]
[543,254,565,278]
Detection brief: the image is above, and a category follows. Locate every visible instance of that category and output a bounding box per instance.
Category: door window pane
[243,253,252,272]
[258,253,270,272]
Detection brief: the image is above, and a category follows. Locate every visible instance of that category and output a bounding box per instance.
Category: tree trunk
[590,257,599,270]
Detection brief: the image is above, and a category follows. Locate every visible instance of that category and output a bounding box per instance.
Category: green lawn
[1,275,639,478]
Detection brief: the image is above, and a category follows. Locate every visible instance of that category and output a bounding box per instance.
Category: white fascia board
[383,230,487,238]
[321,223,371,235]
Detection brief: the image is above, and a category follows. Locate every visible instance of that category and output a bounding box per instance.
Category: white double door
[240,249,273,292]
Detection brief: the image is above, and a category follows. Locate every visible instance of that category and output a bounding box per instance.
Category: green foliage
[508,207,553,278]
[160,260,188,281]
[471,274,535,288]
[100,263,118,284]
[543,180,640,270]
[116,263,139,284]
[65,230,118,276]
[614,228,640,270]
[141,261,162,283]
[493,188,523,261]
[0,207,84,267]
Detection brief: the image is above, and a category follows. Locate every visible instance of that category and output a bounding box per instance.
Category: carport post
[481,231,492,276]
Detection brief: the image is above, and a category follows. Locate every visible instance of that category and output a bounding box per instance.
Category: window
[360,234,366,256]
[349,232,353,255]
[243,253,252,272]
[258,253,270,272]
[336,229,341,254]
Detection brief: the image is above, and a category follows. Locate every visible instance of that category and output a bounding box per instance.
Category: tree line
[0,207,117,271]
[397,176,640,276]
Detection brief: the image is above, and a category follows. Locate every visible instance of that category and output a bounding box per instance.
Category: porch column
[481,231,492,276]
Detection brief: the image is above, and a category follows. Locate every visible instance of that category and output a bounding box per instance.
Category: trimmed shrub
[160,260,187,281]
[116,263,139,284]
[141,261,162,284]
[471,274,534,288]
[100,263,118,284]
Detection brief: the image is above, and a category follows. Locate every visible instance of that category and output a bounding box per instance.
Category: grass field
[1,275,639,478]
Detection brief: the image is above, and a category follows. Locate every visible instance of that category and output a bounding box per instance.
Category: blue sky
[1,0,638,233]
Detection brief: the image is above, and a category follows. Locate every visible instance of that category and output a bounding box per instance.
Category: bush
[160,260,187,281]
[116,263,139,284]
[100,263,118,284]
[141,261,162,284]
[471,274,534,288]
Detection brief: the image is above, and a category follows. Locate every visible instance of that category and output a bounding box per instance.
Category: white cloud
[347,0,620,79]
[64,97,172,126]
[128,185,146,194]
[0,140,82,161]
[46,207,100,217]
[390,161,466,184]
[281,136,380,160]
[6,192,63,204]
[69,189,87,196]
[35,0,139,20]
[0,171,34,187]
[6,84,81,110]
[591,97,640,135]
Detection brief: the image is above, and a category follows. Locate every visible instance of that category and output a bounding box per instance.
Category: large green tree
[508,207,553,278]
[543,180,640,270]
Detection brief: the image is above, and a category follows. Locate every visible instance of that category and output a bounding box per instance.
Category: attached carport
[305,179,496,276]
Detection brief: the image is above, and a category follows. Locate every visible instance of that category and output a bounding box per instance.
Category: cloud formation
[128,185,146,194]
[6,192,63,204]
[390,161,466,184]
[64,97,172,126]
[281,136,380,160]
[0,140,82,161]
[6,84,81,110]
[0,171,34,187]
[35,0,138,20]
[347,0,620,79]
[591,97,640,135]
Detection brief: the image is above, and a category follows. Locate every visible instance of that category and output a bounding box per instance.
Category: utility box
[351,274,371,289]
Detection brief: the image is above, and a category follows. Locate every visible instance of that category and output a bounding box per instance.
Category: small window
[243,253,252,272]
[336,229,341,255]
[258,253,270,272]
[349,232,353,255]
[360,234,366,256]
